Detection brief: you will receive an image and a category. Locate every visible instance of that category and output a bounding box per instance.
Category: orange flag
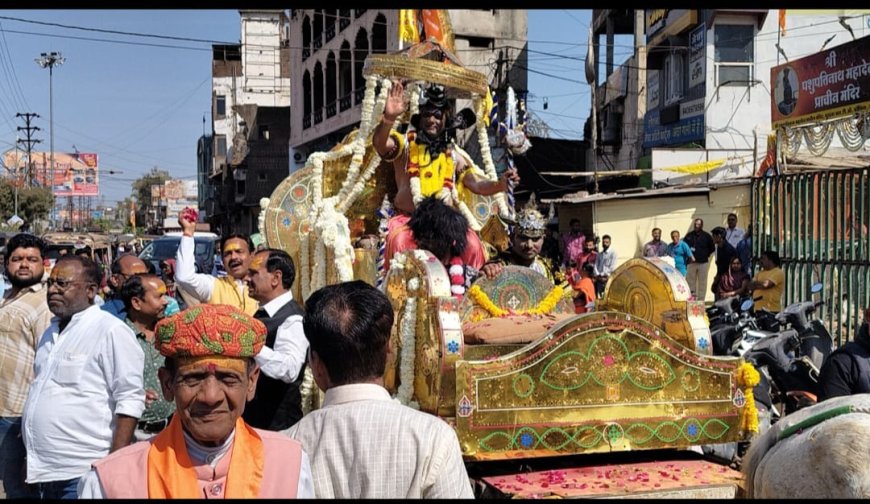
[778,9,787,36]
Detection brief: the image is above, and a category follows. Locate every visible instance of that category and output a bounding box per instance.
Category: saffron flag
[779,9,787,36]
[420,10,456,54]
[398,10,420,46]
[129,199,136,229]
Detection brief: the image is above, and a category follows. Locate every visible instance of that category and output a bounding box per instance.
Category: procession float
[259,10,753,498]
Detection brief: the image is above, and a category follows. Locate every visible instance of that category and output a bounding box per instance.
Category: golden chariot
[257,35,757,481]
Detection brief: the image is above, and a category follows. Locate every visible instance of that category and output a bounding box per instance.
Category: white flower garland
[409,177,424,206]
[408,81,421,118]
[337,75,381,202]
[396,296,419,409]
[313,198,354,288]
[299,231,311,300]
[257,197,270,236]
[337,147,383,213]
[473,93,512,219]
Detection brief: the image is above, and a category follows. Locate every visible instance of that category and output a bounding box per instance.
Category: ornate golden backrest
[600,257,712,354]
[455,311,750,461]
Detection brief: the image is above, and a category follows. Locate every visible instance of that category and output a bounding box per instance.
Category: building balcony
[354,87,365,106]
[302,47,310,61]
[339,93,352,112]
[314,108,324,125]
[326,24,335,43]
[326,101,337,118]
[313,38,322,50]
[303,114,312,129]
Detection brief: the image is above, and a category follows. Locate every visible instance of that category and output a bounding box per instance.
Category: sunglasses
[420,108,444,119]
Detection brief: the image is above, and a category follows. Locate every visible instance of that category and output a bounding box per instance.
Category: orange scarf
[146,415,264,498]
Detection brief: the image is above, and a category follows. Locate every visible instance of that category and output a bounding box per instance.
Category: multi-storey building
[287,9,528,169]
[206,9,292,236]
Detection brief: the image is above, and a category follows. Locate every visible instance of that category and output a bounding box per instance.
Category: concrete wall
[240,10,291,107]
[556,181,751,302]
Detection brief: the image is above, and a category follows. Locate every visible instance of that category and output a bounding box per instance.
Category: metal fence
[752,167,870,347]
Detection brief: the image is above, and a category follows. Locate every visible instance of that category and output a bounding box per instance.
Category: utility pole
[15,112,42,186]
[35,51,65,229]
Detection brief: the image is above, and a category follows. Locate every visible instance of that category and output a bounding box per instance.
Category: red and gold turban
[154,304,266,359]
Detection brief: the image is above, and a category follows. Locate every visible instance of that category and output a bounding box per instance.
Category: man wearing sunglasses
[21,255,144,499]
[373,82,520,273]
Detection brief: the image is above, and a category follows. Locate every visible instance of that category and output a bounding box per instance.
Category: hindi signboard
[771,36,870,128]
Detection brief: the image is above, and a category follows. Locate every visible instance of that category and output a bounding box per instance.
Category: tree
[0,177,54,224]
[131,167,169,231]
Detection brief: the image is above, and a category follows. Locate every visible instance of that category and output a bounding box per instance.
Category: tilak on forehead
[249,254,267,271]
[51,263,78,279]
[176,355,248,375]
[223,242,245,254]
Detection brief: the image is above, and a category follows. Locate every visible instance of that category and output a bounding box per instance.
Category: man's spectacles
[46,278,89,291]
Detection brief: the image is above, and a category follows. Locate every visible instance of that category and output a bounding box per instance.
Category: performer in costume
[372,82,520,272]
[480,202,563,285]
[77,304,314,499]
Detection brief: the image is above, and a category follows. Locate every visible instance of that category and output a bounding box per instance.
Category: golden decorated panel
[601,257,712,354]
[455,311,747,461]
[384,250,453,413]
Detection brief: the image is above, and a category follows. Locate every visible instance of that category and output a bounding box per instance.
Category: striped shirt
[0,282,53,416]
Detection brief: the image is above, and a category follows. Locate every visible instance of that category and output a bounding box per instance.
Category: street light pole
[35,51,65,228]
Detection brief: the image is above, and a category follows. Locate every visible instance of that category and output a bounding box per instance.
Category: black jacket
[818,322,870,401]
[684,230,715,264]
[243,299,306,430]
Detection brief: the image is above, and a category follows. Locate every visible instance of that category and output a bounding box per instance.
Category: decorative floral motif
[468,284,565,318]
[446,340,460,354]
[457,395,473,417]
[603,354,616,367]
[697,337,709,351]
[519,432,535,448]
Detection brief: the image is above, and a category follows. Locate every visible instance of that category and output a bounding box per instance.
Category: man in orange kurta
[76,304,314,498]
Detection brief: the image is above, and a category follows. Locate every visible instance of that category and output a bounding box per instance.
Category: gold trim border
[363,55,489,97]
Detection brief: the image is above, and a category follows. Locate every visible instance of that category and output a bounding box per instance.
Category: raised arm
[372,80,407,161]
[174,215,216,302]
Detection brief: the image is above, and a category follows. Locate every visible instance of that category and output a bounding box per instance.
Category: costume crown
[515,194,546,238]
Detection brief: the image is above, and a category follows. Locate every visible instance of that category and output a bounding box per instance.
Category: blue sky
[0,9,634,205]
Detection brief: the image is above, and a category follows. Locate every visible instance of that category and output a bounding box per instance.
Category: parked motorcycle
[743,283,830,417]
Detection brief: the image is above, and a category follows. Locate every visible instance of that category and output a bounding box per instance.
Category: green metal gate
[752,168,870,347]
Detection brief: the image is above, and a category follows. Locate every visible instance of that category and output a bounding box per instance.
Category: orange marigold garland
[736,361,761,434]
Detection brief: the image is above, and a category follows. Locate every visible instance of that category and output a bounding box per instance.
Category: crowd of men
[0,222,474,499]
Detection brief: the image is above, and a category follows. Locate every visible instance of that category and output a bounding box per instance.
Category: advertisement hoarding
[771,36,870,128]
[1,151,99,196]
